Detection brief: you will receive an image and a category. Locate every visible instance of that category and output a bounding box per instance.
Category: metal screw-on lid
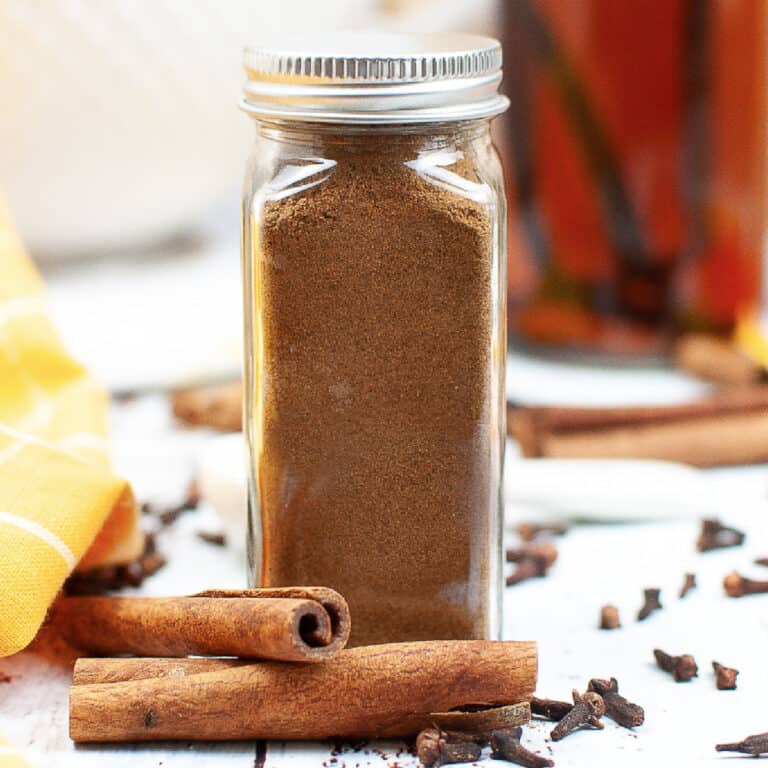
[241,32,509,124]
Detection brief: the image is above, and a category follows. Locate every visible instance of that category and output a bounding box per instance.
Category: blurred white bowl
[0,0,374,259]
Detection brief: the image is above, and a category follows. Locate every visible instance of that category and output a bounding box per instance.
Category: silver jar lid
[241,32,509,124]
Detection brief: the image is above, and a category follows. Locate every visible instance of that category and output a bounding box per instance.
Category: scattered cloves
[678,573,696,599]
[530,696,572,722]
[416,728,482,767]
[599,605,621,630]
[142,480,201,527]
[637,588,662,621]
[696,518,745,552]
[723,571,768,597]
[515,522,569,542]
[490,727,553,768]
[716,732,768,756]
[550,690,605,741]
[505,543,558,587]
[653,648,698,682]
[712,661,738,690]
[587,678,644,728]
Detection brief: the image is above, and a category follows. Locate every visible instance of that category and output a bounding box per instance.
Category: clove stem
[716,733,768,756]
[416,728,482,767]
[587,678,644,728]
[550,690,604,741]
[490,727,554,768]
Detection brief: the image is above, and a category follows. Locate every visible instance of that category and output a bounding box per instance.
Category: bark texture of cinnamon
[69,640,537,743]
[52,587,350,662]
[171,380,242,431]
[508,388,768,467]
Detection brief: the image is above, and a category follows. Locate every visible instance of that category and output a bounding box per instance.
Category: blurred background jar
[502,0,767,359]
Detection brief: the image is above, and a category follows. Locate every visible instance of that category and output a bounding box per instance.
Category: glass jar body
[242,120,506,646]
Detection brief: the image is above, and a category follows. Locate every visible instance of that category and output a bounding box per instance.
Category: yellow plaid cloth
[0,201,142,658]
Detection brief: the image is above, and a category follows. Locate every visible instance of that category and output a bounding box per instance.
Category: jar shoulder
[243,132,506,218]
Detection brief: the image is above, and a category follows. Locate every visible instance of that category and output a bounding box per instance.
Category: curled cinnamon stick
[508,388,768,467]
[69,640,538,742]
[53,587,350,662]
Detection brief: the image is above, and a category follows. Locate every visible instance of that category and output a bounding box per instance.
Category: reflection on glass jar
[502,0,766,358]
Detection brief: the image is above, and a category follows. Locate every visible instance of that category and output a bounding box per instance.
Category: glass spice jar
[240,34,509,646]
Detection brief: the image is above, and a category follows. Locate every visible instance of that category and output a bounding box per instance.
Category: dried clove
[599,605,621,630]
[723,571,768,597]
[416,728,482,767]
[636,588,662,621]
[63,533,166,595]
[505,543,558,568]
[550,690,605,741]
[587,678,644,728]
[505,543,558,587]
[755,557,768,567]
[696,518,745,552]
[197,530,227,547]
[142,480,201,527]
[678,573,696,599]
[716,733,768,756]
[530,696,572,722]
[515,522,569,542]
[712,661,738,690]
[490,727,553,768]
[653,649,698,682]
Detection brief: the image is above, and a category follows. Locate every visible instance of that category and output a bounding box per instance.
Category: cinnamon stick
[69,640,537,742]
[673,334,763,387]
[53,587,350,662]
[508,388,768,467]
[171,380,242,431]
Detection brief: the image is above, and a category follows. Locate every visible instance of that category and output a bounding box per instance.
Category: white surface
[2,250,765,766]
[44,234,243,393]
[1,393,767,767]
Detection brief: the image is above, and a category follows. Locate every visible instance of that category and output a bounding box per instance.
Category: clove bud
[712,661,738,690]
[723,571,768,597]
[416,728,482,767]
[653,648,698,682]
[550,690,604,741]
[696,518,745,552]
[678,572,696,599]
[587,678,644,728]
[716,733,768,756]
[637,588,662,621]
[599,605,621,630]
[505,543,558,587]
[490,727,554,768]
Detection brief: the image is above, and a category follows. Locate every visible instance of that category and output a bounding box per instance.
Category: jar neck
[253,119,492,154]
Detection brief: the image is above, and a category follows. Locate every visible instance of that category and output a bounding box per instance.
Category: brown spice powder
[254,132,499,645]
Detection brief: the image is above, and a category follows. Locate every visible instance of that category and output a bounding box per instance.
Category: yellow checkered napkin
[0,201,142,658]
